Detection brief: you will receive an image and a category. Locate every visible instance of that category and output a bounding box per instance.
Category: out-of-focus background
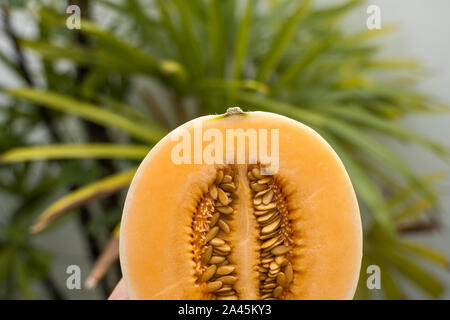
[0,0,449,299]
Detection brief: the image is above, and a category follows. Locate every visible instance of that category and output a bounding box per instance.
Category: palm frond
[8,88,165,143]
[30,168,136,234]
[0,144,149,163]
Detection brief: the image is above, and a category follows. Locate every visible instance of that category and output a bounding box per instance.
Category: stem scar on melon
[120,107,362,300]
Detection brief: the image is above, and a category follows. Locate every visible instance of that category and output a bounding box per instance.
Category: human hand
[108,278,129,300]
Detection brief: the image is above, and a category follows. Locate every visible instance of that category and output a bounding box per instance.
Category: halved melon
[120,108,362,300]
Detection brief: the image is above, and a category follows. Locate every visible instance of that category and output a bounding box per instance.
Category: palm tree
[0,0,448,299]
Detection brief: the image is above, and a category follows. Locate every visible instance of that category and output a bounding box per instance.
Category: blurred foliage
[0,0,449,299]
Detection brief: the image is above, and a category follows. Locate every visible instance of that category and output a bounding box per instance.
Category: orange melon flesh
[120,110,362,300]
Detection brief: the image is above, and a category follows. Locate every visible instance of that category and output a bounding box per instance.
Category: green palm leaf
[0,144,149,164]
[256,0,311,82]
[316,105,449,158]
[380,265,405,300]
[387,172,444,208]
[30,168,136,234]
[208,0,226,77]
[232,0,255,79]
[395,239,448,268]
[8,88,165,143]
[272,34,336,93]
[21,40,138,74]
[383,247,445,298]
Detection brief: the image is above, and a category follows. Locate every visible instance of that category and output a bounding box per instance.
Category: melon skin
[120,111,362,300]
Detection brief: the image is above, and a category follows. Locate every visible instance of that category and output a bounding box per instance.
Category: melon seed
[205,227,219,242]
[255,188,271,197]
[257,211,277,224]
[261,236,281,249]
[275,256,287,266]
[218,188,229,206]
[206,281,222,292]
[252,167,262,179]
[254,210,270,216]
[258,177,271,184]
[262,190,274,204]
[273,286,283,298]
[260,230,280,240]
[263,238,284,252]
[263,283,277,289]
[217,206,233,214]
[209,185,218,200]
[216,243,231,253]
[209,256,226,264]
[220,183,236,192]
[216,285,233,293]
[271,245,292,256]
[269,261,280,271]
[201,265,217,282]
[261,218,281,234]
[216,276,238,285]
[251,183,267,192]
[255,202,277,211]
[210,238,225,246]
[218,220,230,233]
[210,212,220,227]
[201,246,213,264]
[284,263,293,284]
[215,170,224,185]
[216,290,234,296]
[222,175,232,183]
[216,265,235,276]
[277,272,286,287]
